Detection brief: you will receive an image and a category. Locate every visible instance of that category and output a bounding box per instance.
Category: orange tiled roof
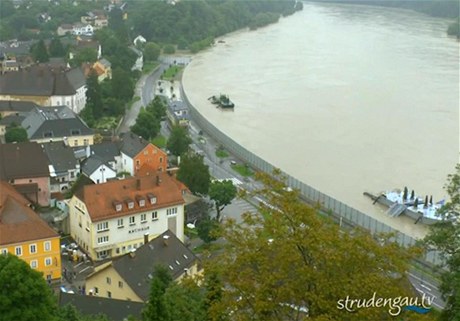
[0,182,58,246]
[76,173,185,222]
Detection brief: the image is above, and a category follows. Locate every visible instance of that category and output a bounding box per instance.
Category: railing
[182,88,443,267]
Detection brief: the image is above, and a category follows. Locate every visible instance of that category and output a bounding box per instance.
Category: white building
[69,174,186,261]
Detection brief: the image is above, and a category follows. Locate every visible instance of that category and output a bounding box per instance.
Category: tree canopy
[143,265,173,321]
[144,42,161,62]
[5,125,28,143]
[166,125,192,157]
[0,254,58,321]
[203,171,427,321]
[424,164,460,321]
[177,152,210,195]
[209,179,237,221]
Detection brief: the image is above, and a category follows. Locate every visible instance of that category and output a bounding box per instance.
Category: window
[73,140,78,146]
[152,211,158,220]
[94,287,99,294]
[44,241,51,252]
[106,277,111,285]
[45,257,52,266]
[136,160,140,165]
[29,244,37,254]
[15,246,22,256]
[128,201,134,209]
[115,203,122,212]
[118,281,123,288]
[139,199,145,207]
[83,139,88,146]
[30,260,38,269]
[166,207,178,216]
[98,236,109,244]
[97,221,109,232]
[70,171,75,178]
[149,196,157,204]
[141,213,147,223]
[160,157,163,163]
[1,249,7,255]
[71,129,81,135]
[129,216,135,225]
[107,291,112,298]
[117,219,124,228]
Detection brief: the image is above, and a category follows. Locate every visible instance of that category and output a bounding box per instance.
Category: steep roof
[89,142,119,164]
[118,132,149,158]
[81,155,109,176]
[111,230,197,301]
[0,100,39,113]
[0,114,26,126]
[0,142,49,180]
[75,173,185,222]
[0,65,85,97]
[59,293,143,321]
[22,106,93,140]
[42,142,78,174]
[0,182,58,245]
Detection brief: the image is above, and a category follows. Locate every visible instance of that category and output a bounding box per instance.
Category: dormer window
[43,131,53,138]
[136,196,145,207]
[147,193,157,204]
[126,199,134,209]
[113,201,122,212]
[71,129,81,135]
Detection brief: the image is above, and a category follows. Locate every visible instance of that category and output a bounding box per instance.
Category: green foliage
[131,109,160,141]
[145,96,167,120]
[144,42,161,62]
[143,265,173,321]
[151,135,167,149]
[0,254,58,321]
[196,216,220,244]
[424,164,460,321]
[161,65,182,81]
[30,39,49,63]
[177,153,210,195]
[5,125,28,143]
[85,70,103,120]
[231,163,254,177]
[163,279,207,321]
[209,180,237,221]
[112,67,134,102]
[49,37,66,57]
[163,44,176,54]
[249,12,280,30]
[166,126,192,157]
[71,47,98,67]
[215,148,228,158]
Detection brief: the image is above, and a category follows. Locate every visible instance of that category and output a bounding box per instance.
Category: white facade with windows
[69,196,184,261]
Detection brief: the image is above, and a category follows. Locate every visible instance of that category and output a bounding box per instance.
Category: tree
[131,109,160,140]
[49,37,66,57]
[163,278,207,321]
[166,125,192,157]
[85,70,103,120]
[0,254,58,321]
[204,171,424,321]
[5,125,28,143]
[31,39,49,63]
[177,153,210,195]
[163,44,175,54]
[424,164,460,321]
[72,47,98,67]
[144,42,161,62]
[143,265,173,321]
[196,216,220,244]
[209,180,237,222]
[145,96,166,120]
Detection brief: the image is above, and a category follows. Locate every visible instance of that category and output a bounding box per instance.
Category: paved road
[117,64,167,134]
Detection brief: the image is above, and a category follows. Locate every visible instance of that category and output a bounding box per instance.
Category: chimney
[144,232,149,244]
[163,235,170,246]
[136,178,141,190]
[156,175,161,186]
[129,249,136,258]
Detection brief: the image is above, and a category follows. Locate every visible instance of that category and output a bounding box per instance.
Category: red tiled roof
[76,173,185,222]
[0,182,58,245]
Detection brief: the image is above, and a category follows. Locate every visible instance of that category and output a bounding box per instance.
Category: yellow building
[0,182,61,281]
[85,230,199,302]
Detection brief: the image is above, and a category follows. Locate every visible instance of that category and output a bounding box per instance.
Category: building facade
[69,174,185,261]
[0,182,61,281]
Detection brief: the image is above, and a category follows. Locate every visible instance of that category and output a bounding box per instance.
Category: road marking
[79,266,92,274]
[420,284,432,292]
[74,262,84,268]
[407,272,438,289]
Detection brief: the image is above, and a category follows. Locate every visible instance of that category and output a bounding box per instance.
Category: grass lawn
[95,116,118,130]
[192,242,224,254]
[143,61,159,74]
[215,149,229,158]
[161,65,183,81]
[151,135,167,148]
[231,164,254,177]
